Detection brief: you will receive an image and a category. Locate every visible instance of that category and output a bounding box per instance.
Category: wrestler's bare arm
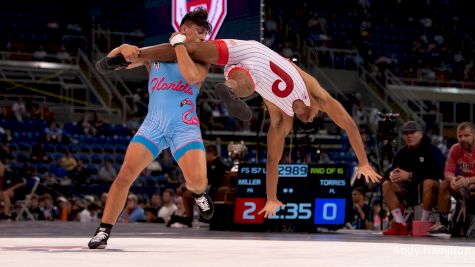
[313,84,370,166]
[264,100,293,200]
[106,44,149,69]
[256,100,292,217]
[174,44,210,86]
[138,41,219,65]
[138,43,177,63]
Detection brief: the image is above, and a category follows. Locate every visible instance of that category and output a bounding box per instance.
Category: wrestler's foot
[215,83,252,121]
[88,226,111,249]
[95,54,130,74]
[192,192,214,221]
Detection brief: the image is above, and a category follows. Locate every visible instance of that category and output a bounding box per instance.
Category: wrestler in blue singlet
[130,61,204,161]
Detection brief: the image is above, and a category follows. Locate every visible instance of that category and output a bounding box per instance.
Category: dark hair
[163,188,175,197]
[180,7,212,34]
[206,144,218,155]
[87,203,100,211]
[353,187,366,195]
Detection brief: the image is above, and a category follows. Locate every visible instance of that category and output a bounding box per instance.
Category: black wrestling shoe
[88,227,111,249]
[192,192,214,221]
[95,54,130,74]
[215,83,252,121]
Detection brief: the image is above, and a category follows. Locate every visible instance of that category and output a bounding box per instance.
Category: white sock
[391,208,406,225]
[421,209,431,221]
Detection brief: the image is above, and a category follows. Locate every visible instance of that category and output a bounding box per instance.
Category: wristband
[170,34,186,47]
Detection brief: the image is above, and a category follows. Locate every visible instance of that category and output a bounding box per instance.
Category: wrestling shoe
[192,192,214,220]
[215,83,252,121]
[427,223,450,238]
[383,223,410,235]
[88,227,111,249]
[95,54,130,74]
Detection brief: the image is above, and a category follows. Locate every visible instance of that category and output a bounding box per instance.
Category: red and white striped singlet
[213,39,310,116]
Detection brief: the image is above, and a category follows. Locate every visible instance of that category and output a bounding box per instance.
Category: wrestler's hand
[356,163,382,183]
[258,199,285,218]
[120,44,141,62]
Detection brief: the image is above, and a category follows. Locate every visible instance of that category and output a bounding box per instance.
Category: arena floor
[1,222,474,267]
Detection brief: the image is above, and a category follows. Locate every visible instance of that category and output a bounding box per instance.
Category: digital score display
[233,164,351,230]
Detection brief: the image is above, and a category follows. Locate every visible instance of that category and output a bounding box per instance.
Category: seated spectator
[144,207,160,223]
[0,127,12,143]
[49,158,68,181]
[350,187,372,229]
[206,144,227,201]
[79,203,101,222]
[382,121,444,235]
[11,98,28,123]
[157,189,177,224]
[165,166,183,185]
[98,160,117,183]
[78,111,97,136]
[0,162,26,220]
[149,192,162,210]
[0,106,12,120]
[33,45,47,61]
[429,122,475,237]
[56,46,72,63]
[60,150,77,175]
[91,112,110,136]
[69,160,89,184]
[29,102,44,120]
[167,196,192,228]
[118,194,145,222]
[0,139,14,165]
[27,194,45,220]
[57,196,71,221]
[40,193,60,221]
[44,122,63,143]
[146,160,163,176]
[31,143,50,164]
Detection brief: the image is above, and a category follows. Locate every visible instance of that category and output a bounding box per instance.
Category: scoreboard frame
[232,163,352,231]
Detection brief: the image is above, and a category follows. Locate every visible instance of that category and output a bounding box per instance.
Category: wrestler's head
[179,7,212,42]
[293,99,319,123]
[457,122,475,151]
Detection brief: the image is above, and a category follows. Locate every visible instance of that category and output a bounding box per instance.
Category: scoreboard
[233,164,351,230]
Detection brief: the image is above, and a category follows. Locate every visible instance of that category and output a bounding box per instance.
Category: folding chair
[15,176,41,221]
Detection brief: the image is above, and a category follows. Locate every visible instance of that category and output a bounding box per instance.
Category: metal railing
[357,65,420,124]
[77,50,111,109]
[395,78,475,89]
[385,70,428,115]
[0,51,79,65]
[48,105,122,125]
[303,46,349,100]
[304,46,359,70]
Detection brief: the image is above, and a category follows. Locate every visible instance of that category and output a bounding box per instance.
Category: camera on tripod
[377,112,400,142]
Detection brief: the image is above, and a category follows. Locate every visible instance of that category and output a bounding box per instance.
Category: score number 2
[234,198,266,224]
[243,202,257,220]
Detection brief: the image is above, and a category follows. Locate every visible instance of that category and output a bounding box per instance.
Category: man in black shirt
[382,121,444,235]
[205,144,228,201]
